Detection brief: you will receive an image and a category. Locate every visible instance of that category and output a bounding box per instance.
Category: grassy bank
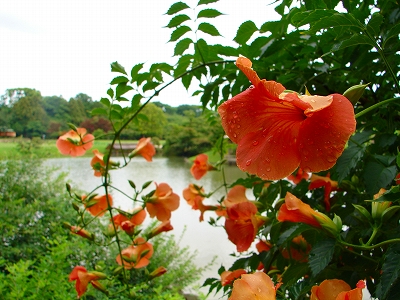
[0,138,136,160]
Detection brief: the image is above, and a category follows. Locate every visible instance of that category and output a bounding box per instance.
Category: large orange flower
[69,266,106,297]
[112,207,147,235]
[90,149,106,177]
[56,127,94,157]
[311,279,365,300]
[218,56,356,180]
[190,154,214,180]
[146,183,180,221]
[183,183,205,208]
[277,192,335,229]
[229,272,276,300]
[129,137,156,161]
[116,237,154,269]
[82,194,113,217]
[309,173,339,211]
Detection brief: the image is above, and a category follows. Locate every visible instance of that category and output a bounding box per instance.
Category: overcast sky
[0,0,279,106]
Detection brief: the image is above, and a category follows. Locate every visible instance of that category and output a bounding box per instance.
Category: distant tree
[42,96,70,121]
[68,97,87,125]
[129,102,167,138]
[80,117,112,134]
[10,88,48,137]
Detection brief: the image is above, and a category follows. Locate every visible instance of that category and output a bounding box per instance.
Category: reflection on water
[45,156,246,298]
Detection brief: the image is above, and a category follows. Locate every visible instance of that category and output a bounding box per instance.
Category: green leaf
[174,54,193,77]
[100,97,110,107]
[174,38,193,56]
[335,144,366,182]
[323,34,375,56]
[198,0,218,5]
[110,76,129,85]
[181,74,192,90]
[130,63,144,83]
[197,8,223,19]
[397,151,400,168]
[233,21,258,45]
[197,22,221,36]
[165,14,191,28]
[131,94,142,108]
[291,9,337,27]
[310,12,364,34]
[165,2,190,15]
[260,21,280,33]
[375,244,400,299]
[115,84,133,99]
[142,81,160,92]
[277,224,311,246]
[169,25,192,42]
[91,107,108,117]
[363,161,398,195]
[383,23,400,48]
[195,38,209,61]
[111,61,127,75]
[107,88,114,98]
[366,12,383,37]
[308,238,336,277]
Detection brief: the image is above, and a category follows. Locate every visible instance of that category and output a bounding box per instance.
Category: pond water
[45,156,246,298]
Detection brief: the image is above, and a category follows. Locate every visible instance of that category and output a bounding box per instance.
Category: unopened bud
[112,266,124,276]
[149,266,167,279]
[72,202,80,212]
[90,271,108,280]
[91,280,109,295]
[343,83,369,105]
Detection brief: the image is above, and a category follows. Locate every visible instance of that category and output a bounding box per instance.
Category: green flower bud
[343,83,370,105]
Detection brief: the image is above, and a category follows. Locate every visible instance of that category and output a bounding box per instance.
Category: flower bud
[90,271,108,280]
[149,266,167,279]
[91,280,109,295]
[343,83,369,105]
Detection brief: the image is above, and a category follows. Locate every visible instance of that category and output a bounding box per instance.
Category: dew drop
[237,125,241,129]
[246,159,252,166]
[304,156,309,161]
[252,140,259,146]
[233,133,237,138]
[327,156,336,163]
[266,167,271,172]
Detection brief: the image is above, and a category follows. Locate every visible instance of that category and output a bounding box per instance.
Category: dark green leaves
[308,238,336,277]
[234,21,258,45]
[197,22,221,36]
[174,38,193,56]
[169,25,192,42]
[111,61,127,75]
[197,8,223,19]
[165,14,191,28]
[376,244,400,299]
[165,2,190,15]
[198,0,218,5]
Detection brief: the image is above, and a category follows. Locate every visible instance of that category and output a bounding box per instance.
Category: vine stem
[339,238,400,251]
[355,97,400,119]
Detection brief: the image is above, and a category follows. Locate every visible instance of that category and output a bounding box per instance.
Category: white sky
[0,0,279,106]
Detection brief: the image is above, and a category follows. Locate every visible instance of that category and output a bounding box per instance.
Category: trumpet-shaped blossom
[149,266,168,279]
[112,208,146,235]
[229,272,276,300]
[129,137,156,161]
[147,220,174,239]
[146,183,180,221]
[90,150,106,177]
[116,237,154,269]
[310,279,365,300]
[309,173,339,211]
[82,194,113,217]
[56,128,94,157]
[190,154,214,180]
[226,201,264,252]
[69,266,106,297]
[218,56,356,180]
[221,269,247,286]
[183,183,205,209]
[277,192,336,231]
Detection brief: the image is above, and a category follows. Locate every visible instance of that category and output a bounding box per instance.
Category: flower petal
[298,94,356,173]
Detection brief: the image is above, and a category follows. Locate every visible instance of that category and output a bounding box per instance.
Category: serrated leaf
[366,12,383,37]
[110,76,129,85]
[308,238,335,277]
[165,2,190,15]
[198,0,218,5]
[277,224,311,246]
[169,25,192,42]
[91,107,108,117]
[323,34,375,56]
[107,88,114,98]
[181,74,192,90]
[131,94,142,108]
[115,84,133,99]
[260,21,280,33]
[130,63,144,82]
[174,38,193,56]
[165,14,191,28]
[197,22,221,36]
[363,162,397,195]
[111,61,127,75]
[234,20,258,45]
[100,97,110,107]
[310,12,364,34]
[383,23,400,48]
[375,244,400,299]
[291,9,337,27]
[174,54,193,77]
[142,81,160,92]
[197,8,223,19]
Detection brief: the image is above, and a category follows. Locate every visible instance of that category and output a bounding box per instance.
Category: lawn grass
[0,138,140,160]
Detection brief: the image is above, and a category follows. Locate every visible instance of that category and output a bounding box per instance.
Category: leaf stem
[355,97,400,118]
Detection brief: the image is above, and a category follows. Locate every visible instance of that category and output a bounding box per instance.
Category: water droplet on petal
[233,133,237,138]
[327,156,336,163]
[252,140,259,146]
[246,159,252,166]
[266,167,271,172]
[304,156,309,161]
